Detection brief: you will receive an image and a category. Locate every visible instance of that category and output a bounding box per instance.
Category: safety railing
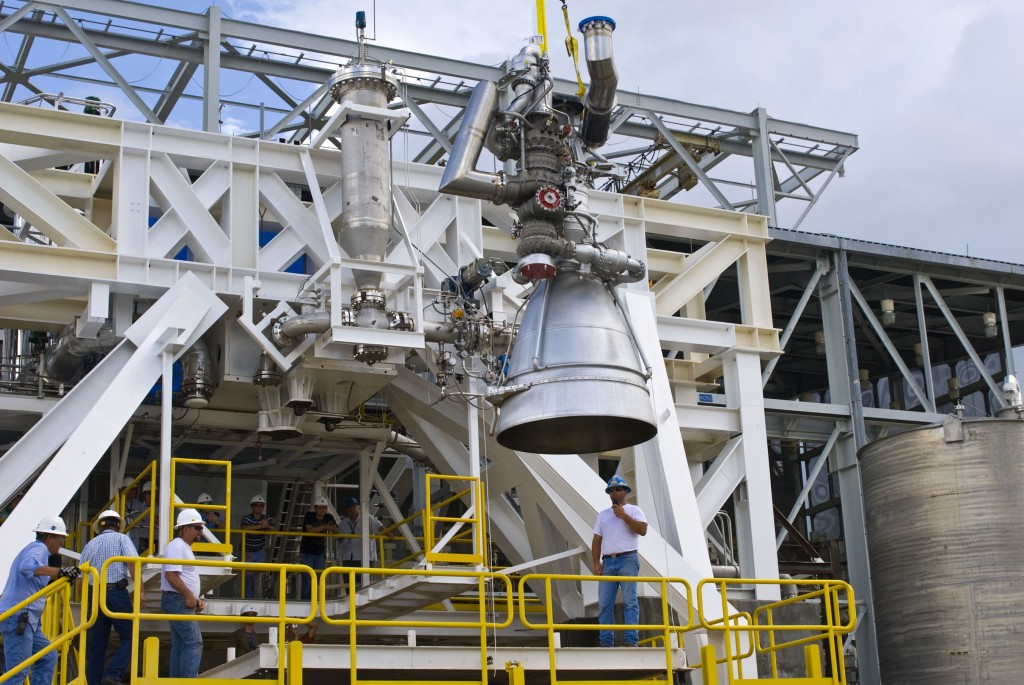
[100,556,317,685]
[319,565,514,685]
[0,566,98,685]
[424,475,486,565]
[695,578,856,685]
[170,457,233,555]
[120,462,157,557]
[518,571,693,685]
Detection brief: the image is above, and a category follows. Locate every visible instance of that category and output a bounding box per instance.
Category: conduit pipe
[439,80,504,203]
[579,17,618,148]
[44,324,121,383]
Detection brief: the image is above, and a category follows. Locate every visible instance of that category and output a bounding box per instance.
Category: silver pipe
[579,17,618,148]
[44,324,121,383]
[279,312,331,340]
[571,243,646,283]
[179,338,214,408]
[439,80,504,203]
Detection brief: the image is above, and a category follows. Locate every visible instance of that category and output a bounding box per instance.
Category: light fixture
[982,311,998,338]
[947,377,960,400]
[880,299,895,326]
[814,330,826,356]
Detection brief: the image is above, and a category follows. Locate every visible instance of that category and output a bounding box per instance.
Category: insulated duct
[578,17,619,148]
[178,338,214,408]
[44,324,121,384]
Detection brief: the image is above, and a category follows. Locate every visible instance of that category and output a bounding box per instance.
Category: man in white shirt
[160,509,206,678]
[591,475,648,648]
[338,497,383,588]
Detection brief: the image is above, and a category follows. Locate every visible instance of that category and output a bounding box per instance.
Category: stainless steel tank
[493,269,657,454]
[858,415,1024,684]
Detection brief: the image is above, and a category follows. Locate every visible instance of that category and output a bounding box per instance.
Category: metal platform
[203,644,690,682]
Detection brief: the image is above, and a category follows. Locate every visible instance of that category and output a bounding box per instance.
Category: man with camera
[0,516,81,685]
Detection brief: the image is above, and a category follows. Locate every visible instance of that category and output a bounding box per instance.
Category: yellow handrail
[424,475,486,565]
[0,566,98,685]
[696,578,856,685]
[99,556,316,685]
[319,565,514,685]
[518,571,692,685]
[169,457,232,555]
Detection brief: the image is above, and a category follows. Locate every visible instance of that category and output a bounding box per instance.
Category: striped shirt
[80,529,140,585]
[240,513,270,551]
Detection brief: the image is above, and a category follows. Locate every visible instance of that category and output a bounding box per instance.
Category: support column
[820,252,880,685]
[722,349,780,600]
[203,6,222,133]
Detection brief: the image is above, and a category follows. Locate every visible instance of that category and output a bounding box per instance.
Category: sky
[202,0,1023,265]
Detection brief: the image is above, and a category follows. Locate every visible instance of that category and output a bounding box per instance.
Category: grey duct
[44,324,121,384]
[179,338,214,408]
[579,17,618,148]
[439,80,503,203]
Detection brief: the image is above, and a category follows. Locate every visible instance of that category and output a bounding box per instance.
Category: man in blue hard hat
[591,475,648,648]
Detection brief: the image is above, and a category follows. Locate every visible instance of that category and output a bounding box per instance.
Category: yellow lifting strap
[561,1,586,98]
[535,0,548,56]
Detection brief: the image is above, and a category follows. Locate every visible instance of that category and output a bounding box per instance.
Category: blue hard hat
[343,496,359,509]
[605,475,631,494]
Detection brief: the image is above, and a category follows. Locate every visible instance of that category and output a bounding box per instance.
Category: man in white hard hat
[239,494,272,599]
[230,604,262,656]
[0,516,81,685]
[160,508,205,678]
[591,475,647,648]
[299,496,340,600]
[122,478,151,554]
[196,493,224,530]
[80,510,145,685]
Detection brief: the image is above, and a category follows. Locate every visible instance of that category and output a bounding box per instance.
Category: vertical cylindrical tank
[858,416,1024,684]
[328,63,398,292]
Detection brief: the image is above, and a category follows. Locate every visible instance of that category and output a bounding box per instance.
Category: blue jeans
[160,592,202,678]
[298,552,325,600]
[86,587,135,685]
[0,614,58,685]
[244,549,265,599]
[598,552,640,647]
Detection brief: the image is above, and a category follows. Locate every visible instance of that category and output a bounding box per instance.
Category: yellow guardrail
[696,578,856,685]
[0,566,98,685]
[100,556,317,685]
[424,475,486,565]
[170,457,233,555]
[320,565,514,685]
[519,572,693,685]
[121,462,157,557]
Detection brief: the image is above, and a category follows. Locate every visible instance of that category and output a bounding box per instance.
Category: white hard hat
[197,492,213,505]
[121,476,134,489]
[34,516,68,536]
[175,508,203,528]
[250,494,266,505]
[313,496,330,507]
[92,509,124,534]
[240,603,258,616]
[142,481,152,493]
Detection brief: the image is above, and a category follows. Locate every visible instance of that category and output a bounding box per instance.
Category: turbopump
[438,17,657,454]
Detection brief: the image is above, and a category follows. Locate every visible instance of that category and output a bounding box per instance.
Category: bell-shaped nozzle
[578,16,618,148]
[491,270,657,454]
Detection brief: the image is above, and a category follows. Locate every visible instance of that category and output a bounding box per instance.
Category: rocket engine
[439,17,657,454]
